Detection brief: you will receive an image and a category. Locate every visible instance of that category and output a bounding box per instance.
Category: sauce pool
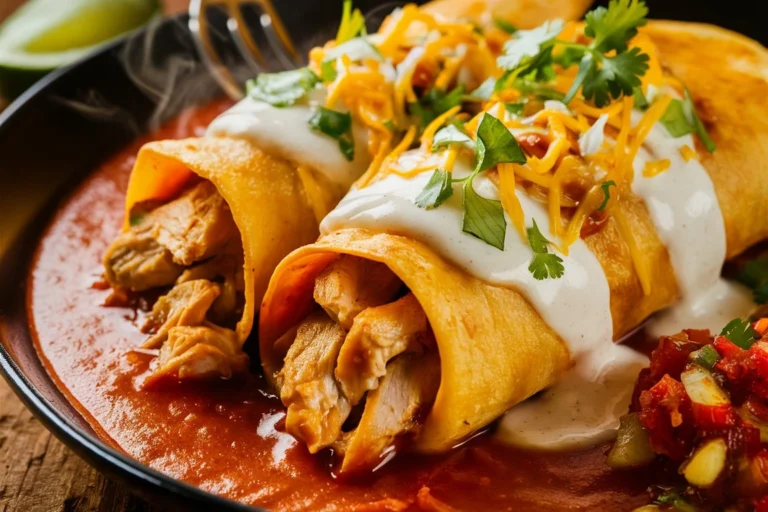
[29,100,675,511]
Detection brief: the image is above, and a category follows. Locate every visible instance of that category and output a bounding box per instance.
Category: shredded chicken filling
[276,255,440,473]
[103,180,247,383]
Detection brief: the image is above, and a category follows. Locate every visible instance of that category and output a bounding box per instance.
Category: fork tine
[189,0,245,100]
[225,0,267,73]
[254,0,302,69]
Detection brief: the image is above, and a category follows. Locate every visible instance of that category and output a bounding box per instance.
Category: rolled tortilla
[422,0,593,30]
[122,138,338,345]
[259,22,768,453]
[110,0,595,384]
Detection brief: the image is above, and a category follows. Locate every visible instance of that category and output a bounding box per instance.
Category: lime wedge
[0,0,161,98]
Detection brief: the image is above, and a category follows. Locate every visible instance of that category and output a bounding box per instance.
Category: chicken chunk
[103,225,183,291]
[142,279,221,349]
[103,180,239,291]
[314,256,402,330]
[339,352,441,474]
[145,323,249,387]
[278,311,351,453]
[151,180,239,266]
[335,293,431,405]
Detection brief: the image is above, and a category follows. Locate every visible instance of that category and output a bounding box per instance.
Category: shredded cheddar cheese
[643,159,671,178]
[680,144,697,162]
[325,2,689,294]
[498,164,527,241]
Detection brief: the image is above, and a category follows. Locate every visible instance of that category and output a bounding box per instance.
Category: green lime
[0,0,161,98]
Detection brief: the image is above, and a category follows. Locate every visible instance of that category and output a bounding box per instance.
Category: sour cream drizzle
[322,152,614,377]
[500,115,753,449]
[324,100,755,450]
[206,88,371,188]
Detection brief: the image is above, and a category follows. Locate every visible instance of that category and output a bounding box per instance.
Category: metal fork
[189,0,407,100]
[188,0,301,100]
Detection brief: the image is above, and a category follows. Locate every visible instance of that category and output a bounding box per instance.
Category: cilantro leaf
[494,18,518,34]
[321,60,337,82]
[737,258,768,304]
[474,114,527,172]
[505,102,526,116]
[529,253,566,280]
[581,48,649,107]
[526,218,551,253]
[584,0,649,53]
[411,86,465,129]
[720,318,756,349]
[308,107,355,161]
[432,125,472,151]
[247,68,320,107]
[415,169,454,209]
[563,53,595,104]
[497,19,564,71]
[660,99,692,137]
[462,175,507,250]
[660,89,716,152]
[336,0,366,44]
[633,86,649,110]
[597,180,617,211]
[527,219,565,280]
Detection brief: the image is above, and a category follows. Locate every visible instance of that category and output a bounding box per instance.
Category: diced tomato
[639,375,695,460]
[649,333,705,381]
[580,210,609,238]
[692,403,737,429]
[516,133,550,159]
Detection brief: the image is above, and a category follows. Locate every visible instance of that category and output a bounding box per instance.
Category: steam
[51,15,223,134]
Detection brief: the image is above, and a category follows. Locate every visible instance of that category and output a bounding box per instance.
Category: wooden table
[0,2,187,510]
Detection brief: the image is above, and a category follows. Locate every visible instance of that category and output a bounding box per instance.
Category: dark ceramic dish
[0,0,763,510]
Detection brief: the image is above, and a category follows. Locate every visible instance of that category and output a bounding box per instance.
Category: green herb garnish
[415,169,454,209]
[493,18,518,35]
[308,107,355,161]
[633,86,648,110]
[527,219,565,280]
[414,114,527,249]
[432,124,472,152]
[737,258,768,304]
[597,180,617,211]
[660,88,716,152]
[720,318,756,350]
[504,102,526,117]
[497,0,650,107]
[690,345,720,370]
[247,68,320,107]
[462,176,507,250]
[411,85,466,129]
[655,490,697,512]
[336,0,366,44]
[321,60,338,82]
[474,113,527,172]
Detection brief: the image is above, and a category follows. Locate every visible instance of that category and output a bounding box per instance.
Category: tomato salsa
[29,101,675,511]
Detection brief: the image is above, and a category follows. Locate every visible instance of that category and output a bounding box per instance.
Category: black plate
[0,1,763,510]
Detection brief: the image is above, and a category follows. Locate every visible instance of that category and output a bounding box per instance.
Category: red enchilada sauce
[29,101,675,511]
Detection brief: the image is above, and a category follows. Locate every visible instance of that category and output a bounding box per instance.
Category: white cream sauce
[322,154,614,360]
[207,88,371,188]
[500,117,754,449]
[633,123,755,337]
[323,100,756,450]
